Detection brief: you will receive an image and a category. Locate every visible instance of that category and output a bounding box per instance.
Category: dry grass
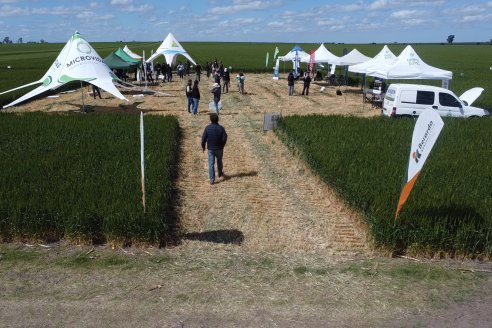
[3,75,492,327]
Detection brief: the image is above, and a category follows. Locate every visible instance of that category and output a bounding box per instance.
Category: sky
[0,0,491,44]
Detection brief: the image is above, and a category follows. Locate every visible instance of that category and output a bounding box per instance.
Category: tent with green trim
[0,31,127,108]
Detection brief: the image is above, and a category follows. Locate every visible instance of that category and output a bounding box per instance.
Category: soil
[2,74,491,327]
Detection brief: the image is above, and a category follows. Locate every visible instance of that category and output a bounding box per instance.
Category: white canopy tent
[277,45,310,77]
[366,45,452,80]
[1,31,127,108]
[123,45,143,60]
[348,45,396,74]
[335,48,371,66]
[300,43,340,64]
[146,33,196,65]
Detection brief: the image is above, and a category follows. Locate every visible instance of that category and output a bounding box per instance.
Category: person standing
[287,71,295,96]
[301,72,312,96]
[222,67,230,93]
[238,72,245,94]
[185,79,193,113]
[191,80,200,115]
[201,113,227,185]
[211,82,221,114]
[195,63,202,81]
[92,84,102,99]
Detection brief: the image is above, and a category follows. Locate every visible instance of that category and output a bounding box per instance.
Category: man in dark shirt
[201,113,228,185]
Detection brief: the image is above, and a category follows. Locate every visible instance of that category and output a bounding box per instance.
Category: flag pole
[140,111,146,213]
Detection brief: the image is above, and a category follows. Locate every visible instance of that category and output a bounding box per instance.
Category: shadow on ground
[183,230,244,245]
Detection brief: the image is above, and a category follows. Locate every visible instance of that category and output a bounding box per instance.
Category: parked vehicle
[382,84,489,118]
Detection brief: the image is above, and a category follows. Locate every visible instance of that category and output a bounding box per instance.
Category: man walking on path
[201,113,227,185]
[211,82,221,114]
[301,72,311,96]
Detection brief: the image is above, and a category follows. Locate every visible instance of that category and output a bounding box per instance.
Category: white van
[382,84,489,118]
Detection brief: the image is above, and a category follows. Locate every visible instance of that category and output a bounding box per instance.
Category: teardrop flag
[395,109,444,218]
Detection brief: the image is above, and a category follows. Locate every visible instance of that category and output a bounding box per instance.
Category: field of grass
[0,112,180,245]
[0,41,491,109]
[276,115,492,257]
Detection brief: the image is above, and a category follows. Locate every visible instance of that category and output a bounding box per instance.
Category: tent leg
[81,81,86,113]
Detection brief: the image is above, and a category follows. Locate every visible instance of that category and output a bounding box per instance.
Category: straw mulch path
[9,73,381,257]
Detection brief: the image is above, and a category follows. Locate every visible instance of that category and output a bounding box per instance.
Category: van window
[416,91,434,105]
[439,93,461,107]
[400,90,434,105]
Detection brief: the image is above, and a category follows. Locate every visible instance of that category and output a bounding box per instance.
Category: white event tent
[348,45,396,74]
[123,45,143,60]
[146,33,196,65]
[277,45,309,76]
[366,45,452,80]
[300,43,340,64]
[1,31,127,108]
[335,49,371,66]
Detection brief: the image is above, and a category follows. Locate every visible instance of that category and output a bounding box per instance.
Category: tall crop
[277,115,492,256]
[0,112,180,245]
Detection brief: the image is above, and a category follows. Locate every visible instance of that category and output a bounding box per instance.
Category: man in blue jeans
[201,113,227,185]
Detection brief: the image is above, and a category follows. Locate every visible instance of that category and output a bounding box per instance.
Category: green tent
[104,52,137,69]
[115,48,141,64]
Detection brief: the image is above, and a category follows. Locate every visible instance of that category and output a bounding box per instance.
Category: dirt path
[173,75,373,256]
[9,74,380,257]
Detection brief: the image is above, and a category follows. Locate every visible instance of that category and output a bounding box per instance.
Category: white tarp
[349,45,396,74]
[146,32,196,65]
[335,49,371,66]
[367,45,453,80]
[1,31,127,108]
[123,45,143,60]
[300,43,340,64]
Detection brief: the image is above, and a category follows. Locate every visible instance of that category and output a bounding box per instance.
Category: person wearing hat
[211,82,222,114]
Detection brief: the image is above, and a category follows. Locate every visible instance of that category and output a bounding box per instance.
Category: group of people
[287,71,312,96]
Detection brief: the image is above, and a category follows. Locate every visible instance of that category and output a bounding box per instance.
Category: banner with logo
[395,109,444,218]
[2,31,127,108]
[273,59,279,80]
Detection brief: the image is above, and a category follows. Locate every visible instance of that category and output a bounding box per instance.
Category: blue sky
[0,0,491,43]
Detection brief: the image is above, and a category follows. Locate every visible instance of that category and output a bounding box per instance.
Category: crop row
[276,115,492,257]
[0,112,180,245]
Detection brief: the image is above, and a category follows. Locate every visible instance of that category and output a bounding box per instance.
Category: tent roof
[123,45,142,60]
[335,49,371,66]
[1,31,127,108]
[146,32,196,65]
[114,48,140,64]
[278,44,310,61]
[367,45,452,80]
[104,52,137,69]
[348,45,396,74]
[301,43,340,64]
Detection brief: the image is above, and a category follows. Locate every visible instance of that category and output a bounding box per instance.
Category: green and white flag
[273,46,279,60]
[1,31,127,108]
[266,52,269,67]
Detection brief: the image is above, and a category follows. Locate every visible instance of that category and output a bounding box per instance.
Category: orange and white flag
[395,109,444,218]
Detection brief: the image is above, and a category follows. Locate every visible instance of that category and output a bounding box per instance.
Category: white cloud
[209,0,280,15]
[110,0,132,4]
[368,0,389,10]
[391,10,418,19]
[0,5,28,16]
[462,14,492,22]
